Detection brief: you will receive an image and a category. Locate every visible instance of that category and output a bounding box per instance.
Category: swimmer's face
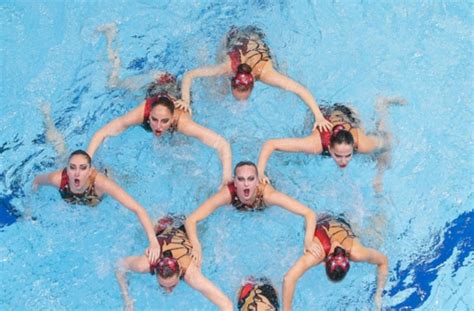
[157,274,179,293]
[234,165,259,202]
[67,154,92,192]
[231,87,252,101]
[149,105,173,137]
[329,143,353,168]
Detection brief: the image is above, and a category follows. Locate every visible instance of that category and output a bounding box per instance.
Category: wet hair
[325,246,350,282]
[68,149,92,165]
[234,161,258,176]
[151,96,175,115]
[146,73,180,99]
[330,129,354,147]
[231,64,254,91]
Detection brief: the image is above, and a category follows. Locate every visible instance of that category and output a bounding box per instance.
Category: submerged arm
[351,242,389,310]
[116,255,150,310]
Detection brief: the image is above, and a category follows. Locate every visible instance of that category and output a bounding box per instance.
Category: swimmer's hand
[314,117,333,132]
[259,173,270,185]
[175,99,192,115]
[145,243,161,265]
[304,241,324,259]
[124,297,134,311]
[374,289,383,311]
[190,244,202,268]
[32,178,40,192]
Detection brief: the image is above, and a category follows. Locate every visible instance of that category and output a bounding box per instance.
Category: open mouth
[154,129,163,136]
[339,164,347,168]
[74,178,81,188]
[243,189,250,196]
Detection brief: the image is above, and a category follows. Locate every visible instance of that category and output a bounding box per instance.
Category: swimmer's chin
[153,130,164,137]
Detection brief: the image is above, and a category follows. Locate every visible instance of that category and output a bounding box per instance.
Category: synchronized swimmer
[30,23,406,310]
[179,26,332,131]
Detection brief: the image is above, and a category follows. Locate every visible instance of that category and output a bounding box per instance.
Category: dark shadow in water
[387,208,473,309]
[0,194,20,228]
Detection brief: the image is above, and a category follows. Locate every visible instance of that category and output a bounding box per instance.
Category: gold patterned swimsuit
[319,104,360,155]
[227,26,271,79]
[238,278,279,311]
[314,214,356,258]
[150,222,193,277]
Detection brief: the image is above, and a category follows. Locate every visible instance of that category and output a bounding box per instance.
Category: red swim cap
[325,246,350,282]
[156,72,176,85]
[156,257,180,277]
[332,124,346,137]
[231,71,254,90]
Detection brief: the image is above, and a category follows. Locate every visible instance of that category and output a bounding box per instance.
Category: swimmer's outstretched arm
[86,102,145,158]
[350,241,388,311]
[259,67,332,132]
[95,173,160,263]
[32,169,62,191]
[282,253,321,311]
[178,118,232,184]
[184,262,233,310]
[180,62,231,107]
[263,187,320,258]
[184,187,231,267]
[257,135,320,183]
[116,255,150,310]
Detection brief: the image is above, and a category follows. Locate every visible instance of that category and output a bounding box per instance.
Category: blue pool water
[1,0,473,310]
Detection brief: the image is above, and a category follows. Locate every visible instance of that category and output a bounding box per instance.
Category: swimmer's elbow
[185,217,197,229]
[263,140,276,153]
[220,298,233,311]
[380,254,389,268]
[115,258,130,274]
[283,272,297,286]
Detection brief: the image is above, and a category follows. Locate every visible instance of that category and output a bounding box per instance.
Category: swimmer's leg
[97,23,121,88]
[372,96,407,193]
[39,102,67,163]
[97,23,159,91]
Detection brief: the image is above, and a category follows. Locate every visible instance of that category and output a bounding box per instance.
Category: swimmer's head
[325,246,350,282]
[155,257,180,293]
[67,150,93,192]
[238,277,279,310]
[231,64,254,101]
[233,161,259,202]
[148,96,175,137]
[328,129,354,168]
[155,72,176,86]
